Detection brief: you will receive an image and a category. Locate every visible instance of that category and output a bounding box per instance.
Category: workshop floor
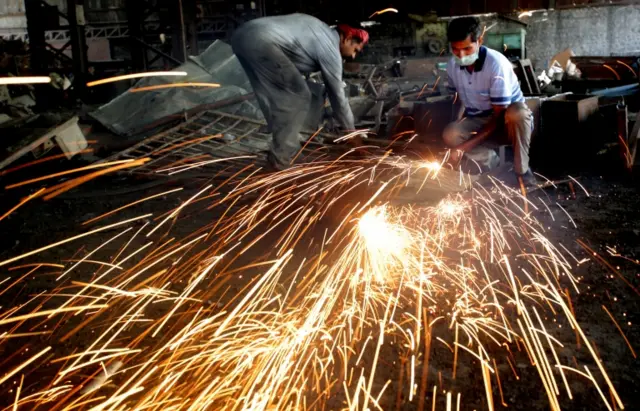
[0,165,639,409]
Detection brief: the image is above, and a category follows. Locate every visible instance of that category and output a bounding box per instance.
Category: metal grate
[103,110,337,178]
[103,111,269,177]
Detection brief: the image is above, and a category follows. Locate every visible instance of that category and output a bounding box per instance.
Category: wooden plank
[523,60,541,94]
[515,60,533,94]
[0,116,79,171]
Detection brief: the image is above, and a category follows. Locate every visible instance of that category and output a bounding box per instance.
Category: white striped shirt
[447,46,524,117]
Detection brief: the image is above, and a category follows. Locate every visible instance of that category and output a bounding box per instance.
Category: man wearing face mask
[231,14,369,171]
[443,17,535,186]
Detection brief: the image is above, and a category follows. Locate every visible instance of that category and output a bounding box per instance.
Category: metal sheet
[89,40,261,137]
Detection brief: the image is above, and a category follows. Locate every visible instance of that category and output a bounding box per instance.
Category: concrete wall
[0,0,126,30]
[0,0,26,29]
[525,5,640,69]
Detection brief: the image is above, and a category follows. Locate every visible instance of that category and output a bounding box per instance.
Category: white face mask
[454,50,479,67]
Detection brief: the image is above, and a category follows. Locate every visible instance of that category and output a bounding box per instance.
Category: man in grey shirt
[231,14,369,170]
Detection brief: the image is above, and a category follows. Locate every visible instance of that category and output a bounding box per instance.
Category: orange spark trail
[0,76,51,85]
[5,159,143,189]
[86,71,187,87]
[369,7,398,18]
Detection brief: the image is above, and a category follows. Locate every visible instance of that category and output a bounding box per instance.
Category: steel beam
[0,21,228,43]
[169,0,198,62]
[67,0,89,94]
[45,42,74,64]
[24,0,47,74]
[126,0,147,70]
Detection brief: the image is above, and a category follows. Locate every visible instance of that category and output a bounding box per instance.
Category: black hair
[447,17,482,43]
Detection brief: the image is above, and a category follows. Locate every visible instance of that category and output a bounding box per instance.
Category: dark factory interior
[1,0,640,409]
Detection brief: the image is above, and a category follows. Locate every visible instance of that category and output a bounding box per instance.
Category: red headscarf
[336,24,370,45]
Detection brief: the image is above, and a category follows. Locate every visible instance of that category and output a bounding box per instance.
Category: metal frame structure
[124,0,234,70]
[67,0,88,90]
[8,0,261,107]
[126,0,159,70]
[0,20,228,42]
[197,19,229,36]
[5,1,256,68]
[22,0,88,96]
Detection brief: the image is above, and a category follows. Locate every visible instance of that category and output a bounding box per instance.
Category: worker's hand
[448,149,464,165]
[348,132,368,148]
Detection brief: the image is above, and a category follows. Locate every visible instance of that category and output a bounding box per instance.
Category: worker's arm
[452,105,506,155]
[450,63,513,162]
[455,98,465,121]
[447,69,466,121]
[318,48,355,132]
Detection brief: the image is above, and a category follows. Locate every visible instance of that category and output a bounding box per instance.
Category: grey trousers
[443,102,533,174]
[231,35,310,169]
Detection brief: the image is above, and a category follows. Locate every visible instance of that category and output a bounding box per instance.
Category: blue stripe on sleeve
[490,96,511,103]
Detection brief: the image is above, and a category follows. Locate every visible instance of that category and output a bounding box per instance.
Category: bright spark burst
[0,152,628,410]
[359,206,408,253]
[435,198,466,218]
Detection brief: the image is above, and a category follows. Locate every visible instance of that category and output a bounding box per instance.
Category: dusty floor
[0,158,639,409]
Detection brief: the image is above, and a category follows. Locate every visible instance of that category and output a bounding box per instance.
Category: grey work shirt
[238,13,355,131]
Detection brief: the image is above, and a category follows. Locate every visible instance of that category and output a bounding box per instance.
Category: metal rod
[178,0,187,62]
[45,43,74,63]
[66,0,88,95]
[132,37,183,66]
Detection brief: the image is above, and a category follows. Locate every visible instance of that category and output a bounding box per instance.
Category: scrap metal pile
[86,39,450,179]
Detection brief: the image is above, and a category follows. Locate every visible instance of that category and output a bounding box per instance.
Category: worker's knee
[298,85,312,103]
[505,102,529,125]
[442,122,464,147]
